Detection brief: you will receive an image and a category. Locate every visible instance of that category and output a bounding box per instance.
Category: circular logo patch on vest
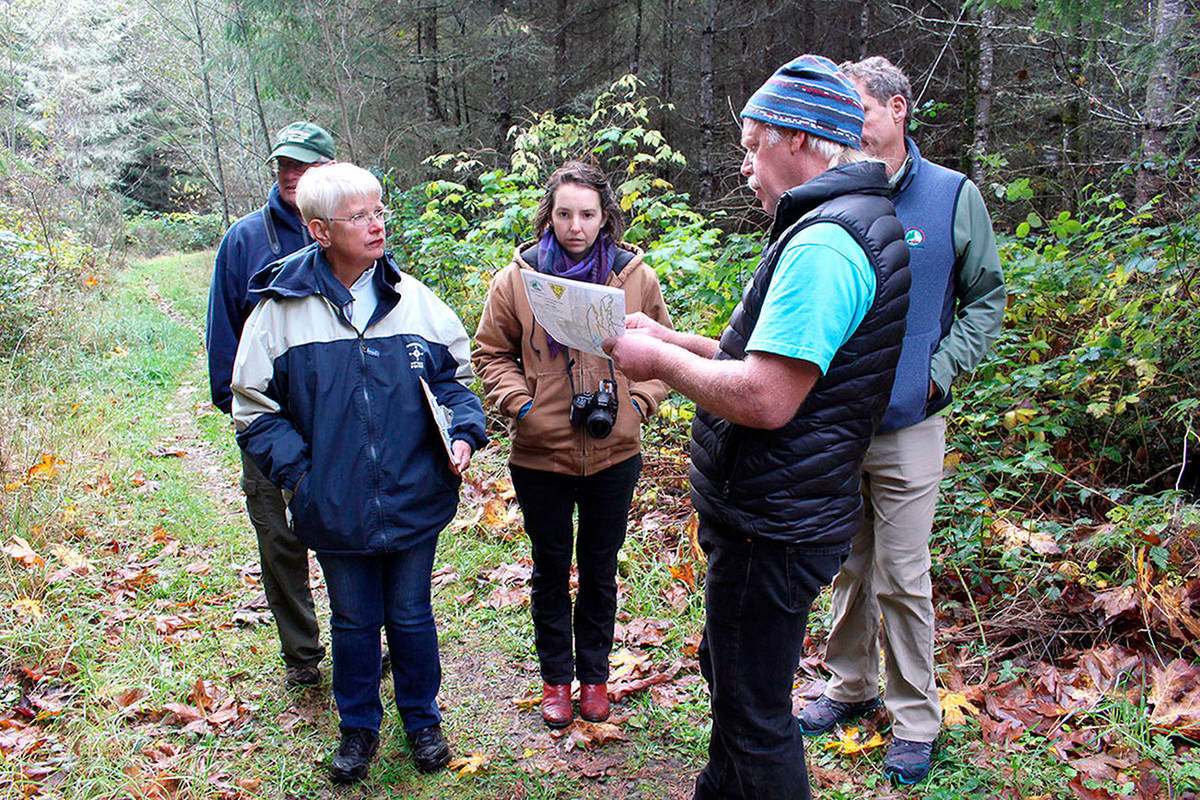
[904,227,926,247]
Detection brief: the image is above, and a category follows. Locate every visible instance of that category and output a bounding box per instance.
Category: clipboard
[419,376,456,467]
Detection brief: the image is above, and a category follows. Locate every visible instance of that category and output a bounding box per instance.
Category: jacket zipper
[357,332,384,534]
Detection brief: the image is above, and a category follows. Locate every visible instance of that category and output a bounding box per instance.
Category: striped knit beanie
[741,55,864,149]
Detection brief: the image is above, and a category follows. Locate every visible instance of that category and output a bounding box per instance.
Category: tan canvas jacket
[473,241,672,476]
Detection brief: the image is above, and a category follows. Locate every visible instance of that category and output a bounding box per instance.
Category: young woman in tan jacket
[473,161,672,729]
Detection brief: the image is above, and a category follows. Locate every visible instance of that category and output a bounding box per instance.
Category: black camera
[569,378,619,439]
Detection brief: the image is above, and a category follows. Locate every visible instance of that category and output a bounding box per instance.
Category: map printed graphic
[520,271,625,359]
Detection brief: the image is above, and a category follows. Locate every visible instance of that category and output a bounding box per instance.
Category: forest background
[1,0,1199,797]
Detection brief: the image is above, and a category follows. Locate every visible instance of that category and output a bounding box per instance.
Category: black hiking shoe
[883,737,935,784]
[329,727,379,784]
[795,694,880,736]
[407,724,451,773]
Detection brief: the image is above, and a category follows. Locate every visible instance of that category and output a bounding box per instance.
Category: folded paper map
[520,271,625,359]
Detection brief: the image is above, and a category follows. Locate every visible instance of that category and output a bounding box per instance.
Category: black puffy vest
[690,161,911,548]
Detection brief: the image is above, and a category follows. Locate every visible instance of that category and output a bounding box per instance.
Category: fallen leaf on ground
[431,564,459,587]
[993,516,1062,555]
[11,598,43,620]
[661,584,689,613]
[27,454,65,481]
[3,536,45,567]
[939,689,980,726]
[824,727,886,755]
[668,561,696,590]
[483,585,529,610]
[1148,658,1200,737]
[564,719,628,750]
[447,752,489,775]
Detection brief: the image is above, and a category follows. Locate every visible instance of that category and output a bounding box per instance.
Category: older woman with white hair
[231,162,486,784]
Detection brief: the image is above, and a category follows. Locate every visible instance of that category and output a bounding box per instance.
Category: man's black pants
[694,519,847,800]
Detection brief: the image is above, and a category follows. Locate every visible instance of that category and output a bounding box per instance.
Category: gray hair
[839,56,913,126]
[762,121,875,167]
[296,162,382,222]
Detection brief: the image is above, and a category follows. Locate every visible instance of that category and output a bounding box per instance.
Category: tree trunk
[631,0,642,76]
[188,0,230,227]
[490,0,512,150]
[552,0,568,113]
[970,2,996,187]
[858,0,871,60]
[659,0,674,140]
[1135,0,1186,207]
[697,0,716,204]
[419,1,443,122]
[231,0,272,154]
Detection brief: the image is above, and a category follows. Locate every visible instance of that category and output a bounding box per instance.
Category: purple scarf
[536,229,617,358]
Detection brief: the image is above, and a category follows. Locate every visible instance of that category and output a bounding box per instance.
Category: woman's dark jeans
[316,538,442,734]
[510,455,641,685]
[693,519,849,800]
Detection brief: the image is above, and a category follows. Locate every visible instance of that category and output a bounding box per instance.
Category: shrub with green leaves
[390,75,761,335]
[939,187,1200,579]
[124,211,225,256]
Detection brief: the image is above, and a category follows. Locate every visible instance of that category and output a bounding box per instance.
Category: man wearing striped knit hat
[605,55,911,800]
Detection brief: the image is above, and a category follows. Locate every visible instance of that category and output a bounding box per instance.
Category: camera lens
[585,408,615,439]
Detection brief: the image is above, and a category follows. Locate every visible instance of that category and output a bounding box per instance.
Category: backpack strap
[261,205,281,255]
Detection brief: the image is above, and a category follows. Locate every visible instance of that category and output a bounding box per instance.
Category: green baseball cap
[265,121,336,164]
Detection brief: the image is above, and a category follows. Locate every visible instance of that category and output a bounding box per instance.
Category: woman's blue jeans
[316,538,442,734]
[693,519,848,800]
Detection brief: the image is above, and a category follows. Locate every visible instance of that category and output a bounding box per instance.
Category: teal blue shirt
[746,222,876,373]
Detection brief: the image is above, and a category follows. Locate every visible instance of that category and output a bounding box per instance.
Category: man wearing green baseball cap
[206,121,335,688]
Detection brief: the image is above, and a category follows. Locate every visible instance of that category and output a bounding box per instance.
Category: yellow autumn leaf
[609,648,649,681]
[823,727,886,755]
[1002,406,1037,430]
[27,453,64,480]
[50,544,90,571]
[447,752,489,776]
[939,689,980,726]
[12,598,43,620]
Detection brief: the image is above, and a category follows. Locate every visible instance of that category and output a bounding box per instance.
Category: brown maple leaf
[1148,659,1200,737]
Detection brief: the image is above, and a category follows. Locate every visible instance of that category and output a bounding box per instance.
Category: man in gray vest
[606,55,910,800]
[206,122,335,686]
[794,57,1006,784]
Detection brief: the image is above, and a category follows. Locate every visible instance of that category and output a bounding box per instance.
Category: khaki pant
[240,449,324,670]
[824,414,944,742]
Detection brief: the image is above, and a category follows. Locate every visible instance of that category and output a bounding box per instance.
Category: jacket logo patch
[365,346,380,358]
[407,342,426,370]
[904,227,926,247]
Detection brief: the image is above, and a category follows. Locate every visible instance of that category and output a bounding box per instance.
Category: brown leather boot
[540,683,572,728]
[579,683,610,722]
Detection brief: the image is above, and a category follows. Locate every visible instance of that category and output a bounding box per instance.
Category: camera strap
[566,359,617,394]
[567,358,579,396]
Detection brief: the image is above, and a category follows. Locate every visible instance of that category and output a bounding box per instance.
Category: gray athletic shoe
[883,737,935,784]
[795,694,880,735]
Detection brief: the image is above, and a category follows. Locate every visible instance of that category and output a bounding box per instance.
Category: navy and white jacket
[206,184,311,414]
[231,245,487,554]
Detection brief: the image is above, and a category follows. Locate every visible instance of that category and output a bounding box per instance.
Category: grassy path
[0,252,706,798]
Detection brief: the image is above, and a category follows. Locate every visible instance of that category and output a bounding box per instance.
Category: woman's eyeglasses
[323,208,393,227]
